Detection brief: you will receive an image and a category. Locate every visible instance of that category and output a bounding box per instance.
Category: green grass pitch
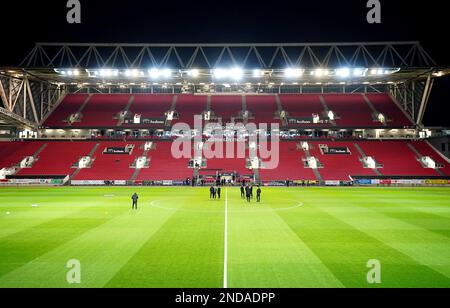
[0,186,449,288]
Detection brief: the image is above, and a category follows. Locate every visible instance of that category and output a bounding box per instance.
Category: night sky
[0,0,448,126]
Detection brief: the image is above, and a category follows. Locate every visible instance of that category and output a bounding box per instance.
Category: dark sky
[0,0,448,126]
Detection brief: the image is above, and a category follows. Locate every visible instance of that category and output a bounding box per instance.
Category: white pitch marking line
[224,188,228,289]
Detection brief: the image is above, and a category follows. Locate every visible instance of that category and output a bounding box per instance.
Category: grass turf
[0,186,449,288]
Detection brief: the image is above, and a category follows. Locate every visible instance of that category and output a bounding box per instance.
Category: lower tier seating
[1,140,448,181]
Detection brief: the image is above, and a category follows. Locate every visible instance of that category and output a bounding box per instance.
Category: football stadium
[0,1,450,292]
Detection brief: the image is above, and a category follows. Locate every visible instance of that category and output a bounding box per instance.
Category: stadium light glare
[284,68,304,78]
[253,69,264,78]
[162,69,172,79]
[353,68,366,77]
[213,68,243,80]
[336,68,351,78]
[312,69,329,78]
[188,69,200,78]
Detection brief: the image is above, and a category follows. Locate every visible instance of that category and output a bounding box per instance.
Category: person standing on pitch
[210,186,215,199]
[257,186,262,203]
[240,184,245,199]
[132,193,139,210]
[217,186,222,200]
[250,185,254,199]
[246,185,251,203]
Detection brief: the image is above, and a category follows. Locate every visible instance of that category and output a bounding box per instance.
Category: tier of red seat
[210,96,243,122]
[308,141,377,181]
[366,94,413,127]
[358,141,440,177]
[44,93,412,128]
[279,94,332,127]
[74,142,144,181]
[323,94,378,127]
[173,95,207,127]
[71,94,131,127]
[127,94,172,128]
[259,142,316,181]
[2,140,449,181]
[18,142,95,176]
[0,142,43,170]
[246,95,279,125]
[44,94,89,127]
[136,142,193,181]
[203,142,250,176]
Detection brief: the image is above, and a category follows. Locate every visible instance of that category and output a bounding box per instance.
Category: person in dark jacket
[245,185,251,203]
[250,185,254,199]
[217,186,222,200]
[256,186,262,203]
[132,193,139,210]
[240,185,245,199]
[210,186,215,199]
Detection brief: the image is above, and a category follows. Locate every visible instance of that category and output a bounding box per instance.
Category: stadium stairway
[68,143,100,182]
[353,143,383,176]
[362,94,387,127]
[116,95,135,126]
[407,142,446,176]
[303,146,324,182]
[319,95,337,127]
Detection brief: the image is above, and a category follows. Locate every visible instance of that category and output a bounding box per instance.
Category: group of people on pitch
[209,186,222,200]
[241,184,262,203]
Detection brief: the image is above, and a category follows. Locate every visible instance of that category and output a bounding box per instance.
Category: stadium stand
[126,94,173,127]
[0,141,44,170]
[74,141,144,181]
[366,94,413,127]
[71,94,131,127]
[279,94,330,126]
[136,142,193,181]
[323,94,381,127]
[210,95,243,122]
[308,141,378,181]
[202,141,250,176]
[259,142,316,181]
[17,142,95,176]
[43,94,90,127]
[173,95,207,127]
[358,141,441,177]
[246,95,279,125]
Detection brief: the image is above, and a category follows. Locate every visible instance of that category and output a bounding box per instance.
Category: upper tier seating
[173,95,207,127]
[210,96,243,123]
[259,142,316,181]
[279,94,331,127]
[126,94,173,127]
[323,94,379,127]
[246,95,279,125]
[74,141,144,181]
[71,94,131,127]
[136,142,193,181]
[0,142,43,170]
[18,142,95,176]
[366,94,413,127]
[44,94,89,127]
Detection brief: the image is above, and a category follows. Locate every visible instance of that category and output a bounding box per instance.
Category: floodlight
[353,68,365,77]
[149,69,160,79]
[253,69,264,78]
[230,68,243,80]
[188,69,200,78]
[162,69,172,79]
[285,68,304,78]
[313,69,329,78]
[336,68,351,78]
